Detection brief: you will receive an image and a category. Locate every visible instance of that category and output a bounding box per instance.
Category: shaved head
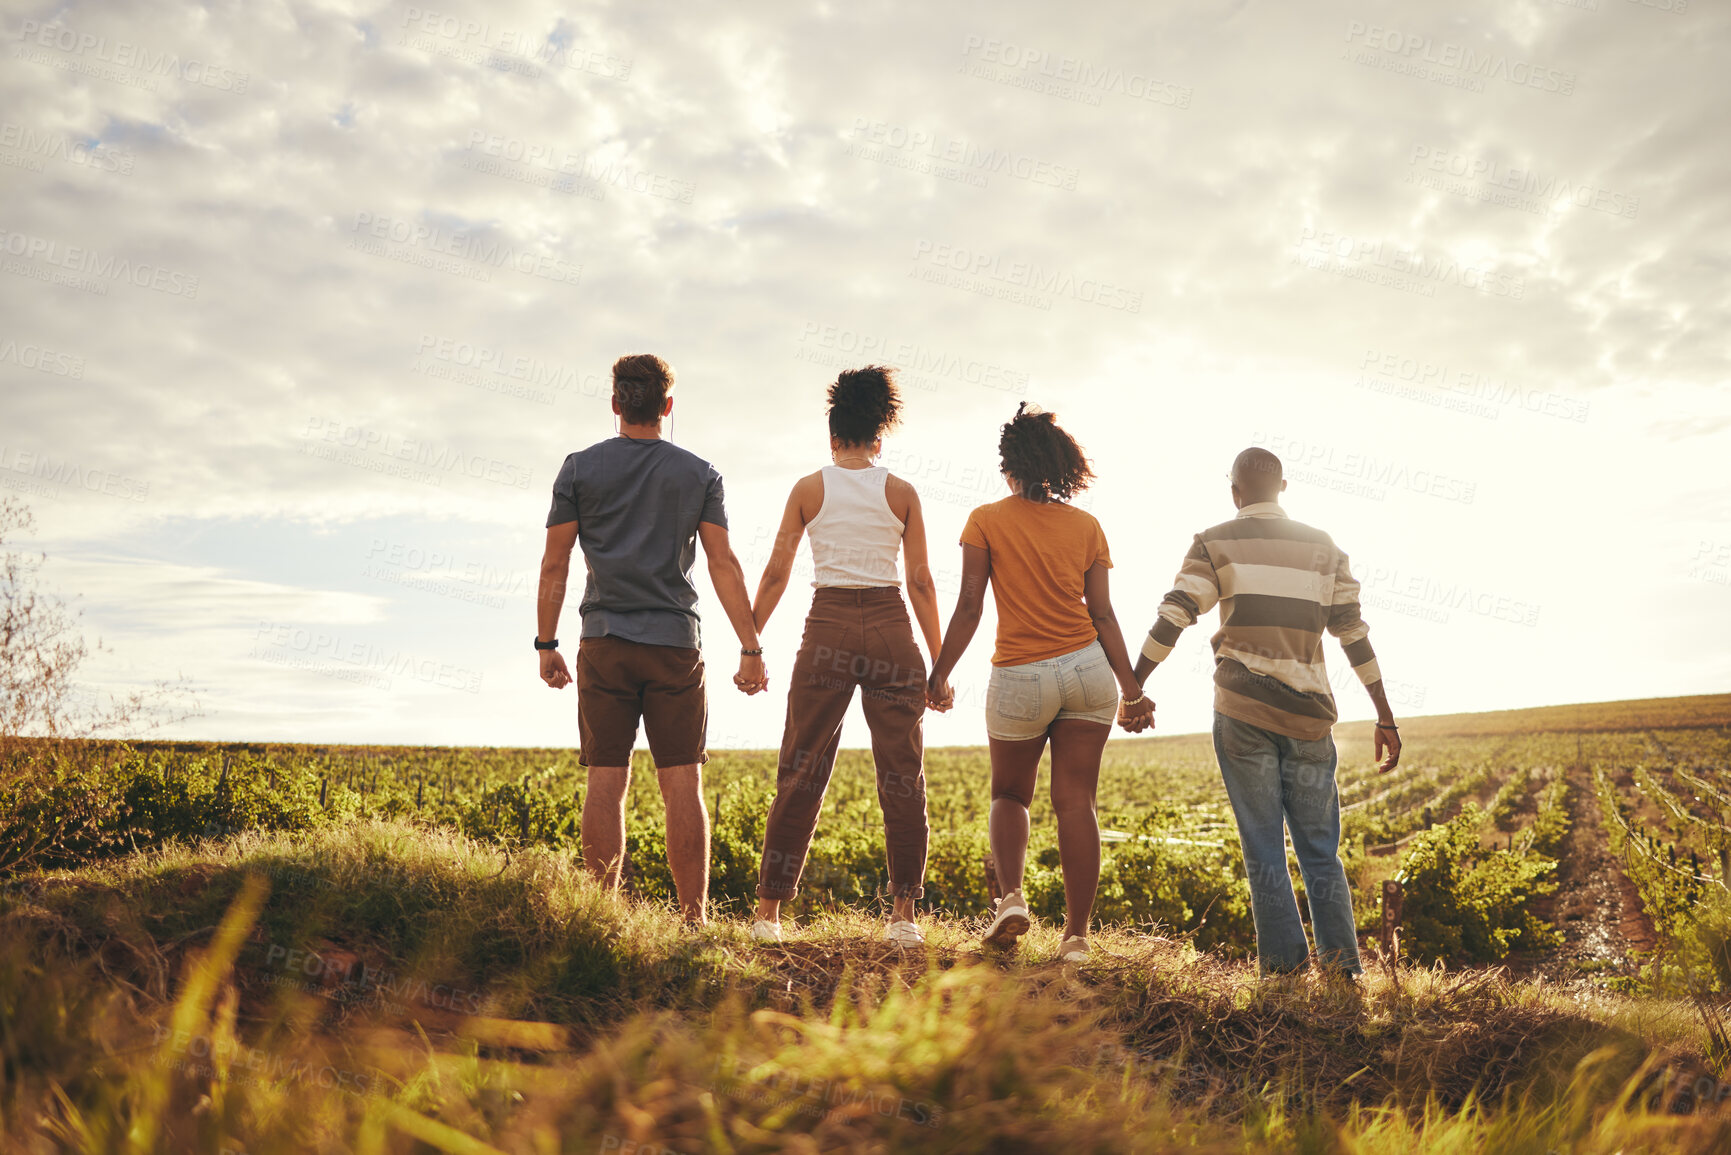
[1231,447,1284,503]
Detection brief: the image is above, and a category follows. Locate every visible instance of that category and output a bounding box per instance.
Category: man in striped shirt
[1128,447,1401,977]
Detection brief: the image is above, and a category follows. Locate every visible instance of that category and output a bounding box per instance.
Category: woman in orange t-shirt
[927,404,1154,962]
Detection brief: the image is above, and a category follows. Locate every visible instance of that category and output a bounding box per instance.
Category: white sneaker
[750,919,783,943]
[1059,935,1089,963]
[981,889,1031,948]
[885,919,924,946]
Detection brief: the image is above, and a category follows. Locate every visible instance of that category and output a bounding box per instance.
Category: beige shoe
[981,889,1031,948]
[885,919,924,946]
[1059,935,1089,963]
[750,919,783,943]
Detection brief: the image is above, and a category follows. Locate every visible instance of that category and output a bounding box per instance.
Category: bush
[1396,803,1560,963]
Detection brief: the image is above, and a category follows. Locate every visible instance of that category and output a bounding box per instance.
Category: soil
[1510,762,1657,982]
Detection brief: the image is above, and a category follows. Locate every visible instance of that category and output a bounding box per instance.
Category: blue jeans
[1212,712,1361,974]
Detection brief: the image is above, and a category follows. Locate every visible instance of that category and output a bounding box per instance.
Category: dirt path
[1514,763,1656,981]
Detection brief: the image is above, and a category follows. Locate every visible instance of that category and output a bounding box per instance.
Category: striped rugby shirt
[1141,502,1381,740]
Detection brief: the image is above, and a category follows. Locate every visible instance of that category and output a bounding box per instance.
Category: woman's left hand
[1117,693,1155,733]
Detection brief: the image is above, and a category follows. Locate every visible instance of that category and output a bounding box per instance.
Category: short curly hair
[998,402,1095,503]
[828,365,902,446]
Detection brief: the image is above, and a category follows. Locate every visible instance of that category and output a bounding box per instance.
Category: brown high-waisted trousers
[757,587,929,899]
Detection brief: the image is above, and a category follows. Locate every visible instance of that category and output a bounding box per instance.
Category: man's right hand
[539,649,571,688]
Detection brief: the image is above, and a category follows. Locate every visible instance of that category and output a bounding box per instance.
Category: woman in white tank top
[746,367,944,946]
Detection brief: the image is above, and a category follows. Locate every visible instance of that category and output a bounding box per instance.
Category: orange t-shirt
[959,497,1112,666]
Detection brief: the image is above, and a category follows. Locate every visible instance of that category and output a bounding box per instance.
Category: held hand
[1374,723,1402,773]
[734,653,768,695]
[926,673,954,713]
[1117,694,1155,733]
[539,649,572,689]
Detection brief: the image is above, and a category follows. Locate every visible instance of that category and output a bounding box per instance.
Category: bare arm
[926,542,990,709]
[1083,562,1155,732]
[751,474,820,633]
[698,520,767,694]
[890,478,944,661]
[536,521,579,688]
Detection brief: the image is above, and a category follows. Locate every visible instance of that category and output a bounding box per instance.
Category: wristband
[1375,722,1398,731]
[534,637,558,651]
[741,647,763,657]
[1121,693,1146,707]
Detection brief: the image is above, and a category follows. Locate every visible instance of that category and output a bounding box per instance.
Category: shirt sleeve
[1326,548,1381,685]
[1142,534,1220,663]
[1091,516,1113,569]
[959,506,989,549]
[700,468,728,529]
[545,454,580,528]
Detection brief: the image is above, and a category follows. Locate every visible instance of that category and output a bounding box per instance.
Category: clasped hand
[1117,694,1155,733]
[734,653,769,695]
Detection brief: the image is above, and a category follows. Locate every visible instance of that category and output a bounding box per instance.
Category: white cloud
[2,0,1726,747]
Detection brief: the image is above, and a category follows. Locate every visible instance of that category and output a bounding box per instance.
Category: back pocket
[1074,655,1118,711]
[987,669,1043,722]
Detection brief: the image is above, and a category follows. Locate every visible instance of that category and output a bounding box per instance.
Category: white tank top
[808,466,904,588]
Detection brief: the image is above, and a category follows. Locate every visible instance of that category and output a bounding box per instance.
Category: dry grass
[4,821,1731,1152]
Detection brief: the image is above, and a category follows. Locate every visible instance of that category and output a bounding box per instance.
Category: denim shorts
[984,639,1118,741]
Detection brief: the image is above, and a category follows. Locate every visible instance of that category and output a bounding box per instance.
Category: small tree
[0,497,199,749]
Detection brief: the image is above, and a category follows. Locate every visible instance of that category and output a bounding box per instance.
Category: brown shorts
[575,635,708,768]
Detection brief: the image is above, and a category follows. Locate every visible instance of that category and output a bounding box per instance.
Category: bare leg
[580,765,631,890]
[657,763,710,925]
[1048,719,1109,941]
[891,895,916,924]
[987,735,1049,895]
[754,896,780,923]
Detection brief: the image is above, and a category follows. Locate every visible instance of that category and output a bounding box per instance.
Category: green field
[3,693,1731,1151]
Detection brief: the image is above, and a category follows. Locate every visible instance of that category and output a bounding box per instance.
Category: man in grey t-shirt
[536,353,766,926]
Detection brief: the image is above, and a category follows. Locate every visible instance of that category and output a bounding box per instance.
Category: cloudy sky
[2,0,1727,750]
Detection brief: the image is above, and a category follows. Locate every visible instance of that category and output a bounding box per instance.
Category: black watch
[533,637,559,651]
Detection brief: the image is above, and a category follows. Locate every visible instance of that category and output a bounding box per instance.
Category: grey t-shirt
[545,436,728,649]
